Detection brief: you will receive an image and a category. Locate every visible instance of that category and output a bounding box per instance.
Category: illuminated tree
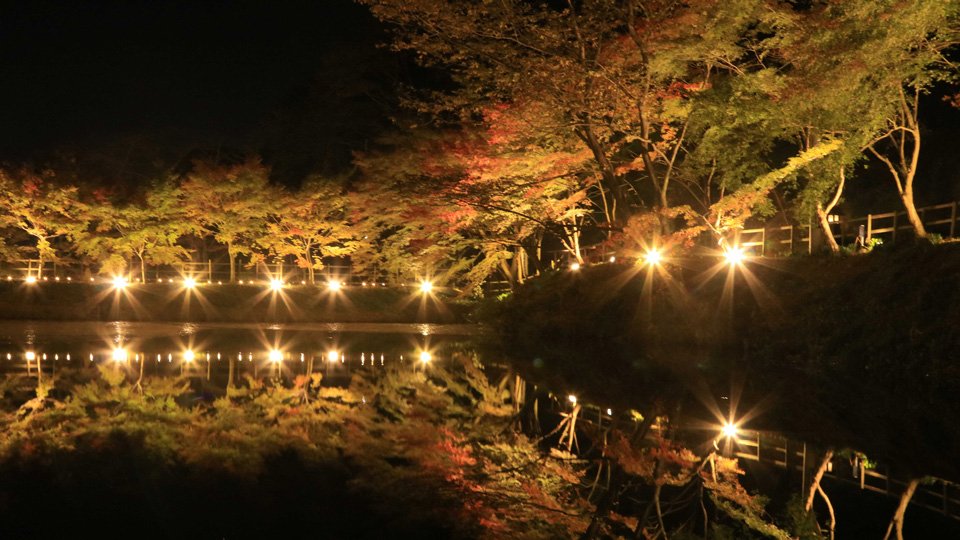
[360,0,779,229]
[0,168,89,276]
[833,1,959,239]
[180,159,275,282]
[258,179,360,283]
[77,182,192,281]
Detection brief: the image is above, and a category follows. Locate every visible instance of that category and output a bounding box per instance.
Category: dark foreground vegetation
[491,242,960,482]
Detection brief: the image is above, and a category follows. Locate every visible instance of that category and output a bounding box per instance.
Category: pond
[0,319,957,539]
[0,320,482,381]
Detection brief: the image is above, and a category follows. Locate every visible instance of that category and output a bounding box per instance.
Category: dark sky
[0,0,396,182]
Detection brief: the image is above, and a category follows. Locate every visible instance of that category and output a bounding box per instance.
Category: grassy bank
[488,242,960,480]
[0,282,473,324]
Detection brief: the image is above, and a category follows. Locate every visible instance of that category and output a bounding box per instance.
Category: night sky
[0,0,399,184]
[1,1,959,203]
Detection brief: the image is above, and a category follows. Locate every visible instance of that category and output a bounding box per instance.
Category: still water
[0,320,483,382]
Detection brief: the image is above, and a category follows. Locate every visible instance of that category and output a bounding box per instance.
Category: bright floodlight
[724,247,745,265]
[568,394,578,406]
[183,350,196,363]
[112,276,128,289]
[644,249,662,265]
[25,351,36,361]
[418,351,432,364]
[721,422,738,439]
[419,280,433,294]
[327,279,342,292]
[268,350,283,363]
[270,278,283,291]
[112,348,128,362]
[569,262,581,271]
[327,350,339,363]
[183,277,197,289]
[25,275,37,284]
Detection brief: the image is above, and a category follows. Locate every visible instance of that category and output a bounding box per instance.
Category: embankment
[489,242,960,480]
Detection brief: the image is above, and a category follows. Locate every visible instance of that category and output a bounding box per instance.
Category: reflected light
[418,351,432,364]
[268,350,283,363]
[183,277,197,289]
[419,280,433,294]
[724,247,745,265]
[327,279,342,292]
[112,348,128,362]
[112,276,128,289]
[183,350,196,363]
[270,279,283,291]
[644,249,662,265]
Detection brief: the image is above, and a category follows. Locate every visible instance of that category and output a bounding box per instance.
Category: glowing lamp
[418,351,432,364]
[112,276,128,289]
[644,249,662,265]
[25,276,37,284]
[419,280,433,294]
[268,350,283,363]
[183,350,196,363]
[25,351,36,361]
[721,422,738,439]
[569,262,581,271]
[112,348,128,362]
[724,248,745,265]
[327,279,342,292]
[567,394,578,406]
[327,350,339,363]
[270,278,283,291]
[183,277,197,289]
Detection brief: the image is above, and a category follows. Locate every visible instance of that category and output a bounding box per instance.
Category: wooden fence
[736,200,959,257]
[734,429,960,521]
[0,259,384,285]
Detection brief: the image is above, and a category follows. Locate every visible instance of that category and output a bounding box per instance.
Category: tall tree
[258,179,360,283]
[359,0,779,228]
[829,0,960,239]
[77,182,191,281]
[180,159,275,282]
[0,168,89,276]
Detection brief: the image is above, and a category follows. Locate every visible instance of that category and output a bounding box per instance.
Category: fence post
[866,214,873,241]
[892,211,898,244]
[951,202,957,238]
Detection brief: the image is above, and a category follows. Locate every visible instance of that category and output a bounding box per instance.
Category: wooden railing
[734,429,960,521]
[736,200,959,257]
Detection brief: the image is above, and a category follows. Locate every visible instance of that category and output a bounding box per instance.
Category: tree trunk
[578,123,626,224]
[815,167,845,253]
[805,449,834,512]
[816,205,840,253]
[139,255,146,283]
[900,190,927,239]
[228,246,237,283]
[883,478,920,540]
